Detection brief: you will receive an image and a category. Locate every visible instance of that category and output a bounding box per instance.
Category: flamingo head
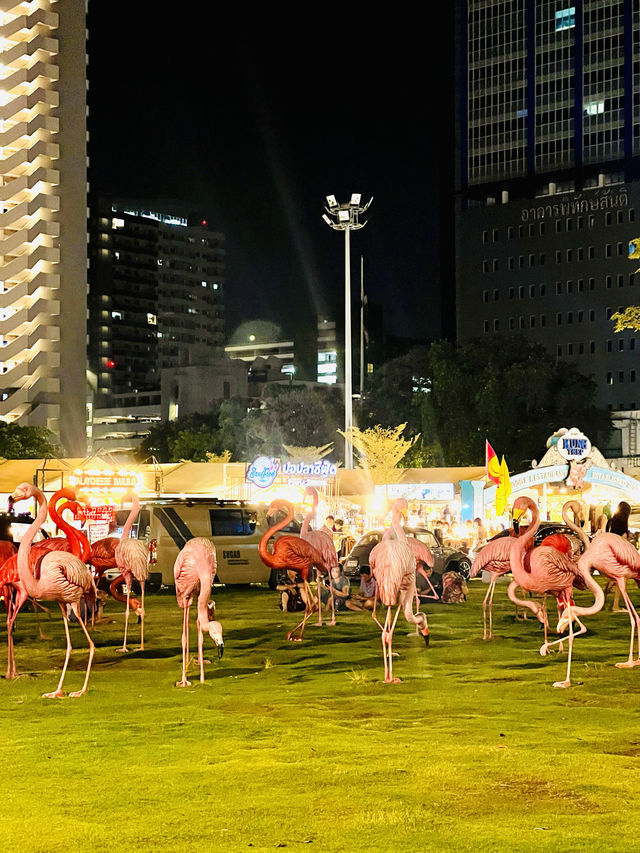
[556,606,575,634]
[207,619,224,658]
[11,482,35,504]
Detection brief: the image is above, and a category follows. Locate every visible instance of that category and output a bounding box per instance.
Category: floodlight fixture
[350,193,361,205]
[326,195,338,209]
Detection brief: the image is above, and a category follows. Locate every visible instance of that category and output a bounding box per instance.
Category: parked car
[342,526,472,594]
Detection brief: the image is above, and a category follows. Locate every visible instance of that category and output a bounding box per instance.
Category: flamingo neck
[120,493,140,542]
[509,499,540,576]
[573,569,605,618]
[391,509,406,542]
[17,488,47,598]
[562,503,590,548]
[258,503,293,567]
[48,490,85,560]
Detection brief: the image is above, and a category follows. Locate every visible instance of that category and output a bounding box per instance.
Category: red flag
[486,441,500,485]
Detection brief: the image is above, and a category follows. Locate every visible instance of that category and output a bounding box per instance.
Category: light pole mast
[323,194,372,469]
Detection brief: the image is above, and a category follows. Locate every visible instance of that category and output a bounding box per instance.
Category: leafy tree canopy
[0,423,61,459]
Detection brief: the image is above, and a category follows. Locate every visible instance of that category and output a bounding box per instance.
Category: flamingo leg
[316,577,323,626]
[482,577,496,640]
[287,581,314,641]
[138,581,145,651]
[117,583,131,653]
[68,603,95,698]
[31,598,51,640]
[43,603,73,699]
[554,602,577,689]
[328,582,336,627]
[384,605,403,684]
[6,589,28,679]
[196,617,206,682]
[176,603,192,687]
[614,580,640,668]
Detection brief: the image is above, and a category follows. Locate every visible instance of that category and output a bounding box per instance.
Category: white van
[138,499,298,588]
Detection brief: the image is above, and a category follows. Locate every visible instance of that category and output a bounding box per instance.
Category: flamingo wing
[301,529,339,569]
[272,535,326,578]
[407,537,435,569]
[470,536,513,577]
[370,540,414,606]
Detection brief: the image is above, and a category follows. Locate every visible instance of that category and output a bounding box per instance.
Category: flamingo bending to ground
[300,486,338,625]
[174,537,223,687]
[369,499,429,683]
[110,492,149,652]
[11,482,96,698]
[470,525,572,641]
[258,499,329,641]
[576,532,640,668]
[508,496,604,688]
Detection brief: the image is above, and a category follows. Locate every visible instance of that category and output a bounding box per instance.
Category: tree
[282,443,334,462]
[338,424,418,484]
[428,336,611,466]
[0,423,61,459]
[244,388,342,459]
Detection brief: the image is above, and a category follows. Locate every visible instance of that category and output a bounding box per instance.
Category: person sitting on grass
[321,565,360,614]
[350,566,377,610]
[277,569,313,613]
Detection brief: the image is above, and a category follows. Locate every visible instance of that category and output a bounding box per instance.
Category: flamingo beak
[217,642,224,659]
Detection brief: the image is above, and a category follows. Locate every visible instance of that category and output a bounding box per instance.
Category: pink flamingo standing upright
[109,492,149,653]
[258,499,330,641]
[174,537,223,687]
[2,488,89,679]
[508,496,604,688]
[369,499,429,684]
[300,486,338,626]
[11,482,97,698]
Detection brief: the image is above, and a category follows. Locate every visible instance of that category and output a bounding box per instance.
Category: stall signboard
[68,469,141,493]
[282,460,337,481]
[379,483,455,501]
[556,429,591,462]
[484,465,568,502]
[246,457,280,488]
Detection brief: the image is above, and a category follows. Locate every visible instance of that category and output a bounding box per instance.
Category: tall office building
[0,0,87,454]
[87,197,226,407]
[456,1,640,422]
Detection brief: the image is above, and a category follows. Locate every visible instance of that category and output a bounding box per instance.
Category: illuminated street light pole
[323,194,372,469]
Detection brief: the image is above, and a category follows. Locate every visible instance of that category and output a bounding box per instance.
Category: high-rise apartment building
[87,197,225,407]
[0,0,87,454]
[456,1,640,417]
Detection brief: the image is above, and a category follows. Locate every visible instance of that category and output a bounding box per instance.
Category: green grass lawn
[2,578,640,852]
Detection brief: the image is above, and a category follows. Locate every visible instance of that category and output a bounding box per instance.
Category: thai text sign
[282,460,337,478]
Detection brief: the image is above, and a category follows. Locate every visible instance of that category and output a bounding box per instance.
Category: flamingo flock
[3,480,640,694]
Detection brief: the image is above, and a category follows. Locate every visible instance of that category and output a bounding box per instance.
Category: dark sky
[87,7,453,344]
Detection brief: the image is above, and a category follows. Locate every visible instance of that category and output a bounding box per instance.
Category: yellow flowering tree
[337,424,418,484]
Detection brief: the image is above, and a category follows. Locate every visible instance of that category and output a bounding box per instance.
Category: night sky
[87,7,454,346]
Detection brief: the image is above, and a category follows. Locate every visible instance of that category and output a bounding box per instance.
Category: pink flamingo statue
[11,482,97,698]
[258,498,330,641]
[88,499,144,619]
[2,488,89,679]
[109,492,149,653]
[564,515,640,668]
[508,496,604,688]
[300,486,338,625]
[369,499,430,683]
[174,537,223,687]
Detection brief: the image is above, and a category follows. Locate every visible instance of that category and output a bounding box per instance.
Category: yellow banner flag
[495,455,512,516]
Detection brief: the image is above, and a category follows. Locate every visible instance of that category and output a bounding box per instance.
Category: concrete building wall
[0,0,87,455]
